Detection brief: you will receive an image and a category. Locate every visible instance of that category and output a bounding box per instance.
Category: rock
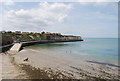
[23,58,29,61]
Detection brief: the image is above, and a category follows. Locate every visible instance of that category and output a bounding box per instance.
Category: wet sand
[1,48,120,80]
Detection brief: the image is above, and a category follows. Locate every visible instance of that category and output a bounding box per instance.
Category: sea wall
[1,39,83,53]
[0,44,13,53]
[22,39,83,47]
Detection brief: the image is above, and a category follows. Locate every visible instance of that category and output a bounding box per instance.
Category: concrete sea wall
[0,44,13,53]
[1,39,83,53]
[22,39,83,47]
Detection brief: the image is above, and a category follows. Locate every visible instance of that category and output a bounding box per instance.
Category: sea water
[26,38,118,66]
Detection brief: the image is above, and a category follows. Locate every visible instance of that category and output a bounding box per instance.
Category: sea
[26,38,118,66]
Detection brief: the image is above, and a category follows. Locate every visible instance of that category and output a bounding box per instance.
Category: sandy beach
[1,53,29,79]
[1,47,119,80]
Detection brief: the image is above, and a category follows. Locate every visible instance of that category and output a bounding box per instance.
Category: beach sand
[1,53,29,79]
[1,48,120,80]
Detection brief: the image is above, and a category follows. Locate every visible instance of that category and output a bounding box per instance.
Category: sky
[0,1,118,38]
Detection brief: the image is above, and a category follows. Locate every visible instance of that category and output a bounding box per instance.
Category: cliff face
[45,35,83,41]
[13,34,41,42]
[2,32,83,45]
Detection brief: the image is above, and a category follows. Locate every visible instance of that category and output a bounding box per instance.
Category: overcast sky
[0,1,118,38]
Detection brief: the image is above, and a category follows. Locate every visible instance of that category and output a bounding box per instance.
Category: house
[45,32,62,40]
[22,32,29,34]
[15,31,21,34]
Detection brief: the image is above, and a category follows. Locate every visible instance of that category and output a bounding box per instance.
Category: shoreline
[1,48,119,80]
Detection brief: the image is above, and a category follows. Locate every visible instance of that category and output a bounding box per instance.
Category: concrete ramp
[10,43,22,52]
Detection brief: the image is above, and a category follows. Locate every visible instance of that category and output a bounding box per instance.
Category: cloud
[2,2,73,31]
[77,0,119,2]
[1,2,117,38]
[2,0,15,6]
[78,0,118,6]
[79,2,114,6]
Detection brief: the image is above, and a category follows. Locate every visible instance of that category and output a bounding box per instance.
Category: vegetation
[1,31,82,42]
